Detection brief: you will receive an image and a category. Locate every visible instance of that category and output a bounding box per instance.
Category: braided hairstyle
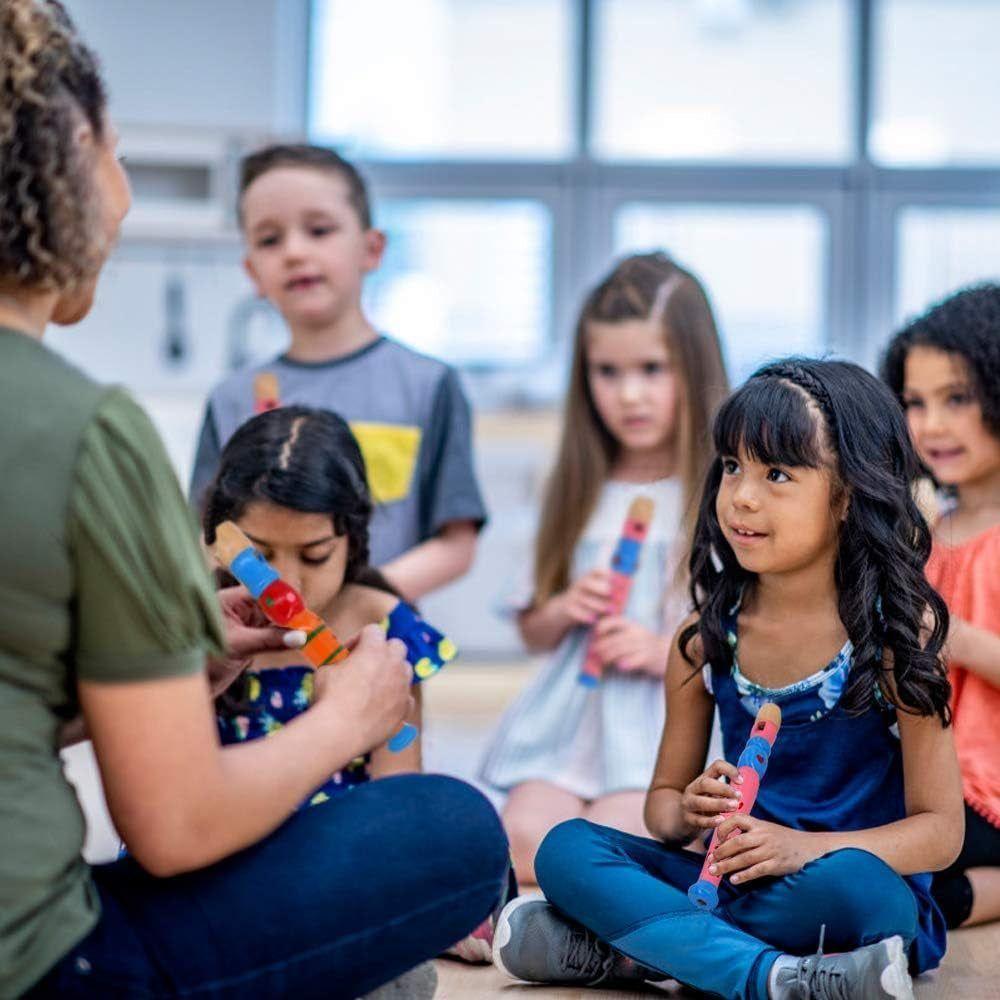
[0,0,107,288]
[202,406,393,594]
[680,357,951,723]
[205,407,397,714]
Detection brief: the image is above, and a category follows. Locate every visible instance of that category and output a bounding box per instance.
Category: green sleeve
[68,389,225,682]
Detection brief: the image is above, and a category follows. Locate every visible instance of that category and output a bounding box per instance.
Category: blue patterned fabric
[217,601,455,807]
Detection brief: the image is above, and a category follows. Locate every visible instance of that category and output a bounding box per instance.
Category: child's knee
[805,848,918,941]
[502,800,552,851]
[534,818,601,895]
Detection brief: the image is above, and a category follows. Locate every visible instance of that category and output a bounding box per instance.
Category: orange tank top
[926,522,1000,828]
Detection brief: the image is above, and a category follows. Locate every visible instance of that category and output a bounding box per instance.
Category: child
[494,358,964,1000]
[203,403,510,963]
[883,283,1000,930]
[480,252,729,884]
[190,144,486,602]
[203,405,455,788]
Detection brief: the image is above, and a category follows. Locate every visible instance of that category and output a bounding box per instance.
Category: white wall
[65,0,309,133]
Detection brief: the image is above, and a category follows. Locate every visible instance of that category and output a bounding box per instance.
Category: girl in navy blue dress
[493,359,963,1000]
[204,406,455,797]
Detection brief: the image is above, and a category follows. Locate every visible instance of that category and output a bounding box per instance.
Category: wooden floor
[64,662,1000,997]
[435,922,1000,998]
[424,666,1000,1000]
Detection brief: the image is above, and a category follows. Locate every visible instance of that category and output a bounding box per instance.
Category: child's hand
[708,814,817,884]
[556,569,612,626]
[592,616,670,675]
[680,759,744,838]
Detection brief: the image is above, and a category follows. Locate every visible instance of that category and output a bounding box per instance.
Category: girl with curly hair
[0,2,507,996]
[883,284,1000,931]
[494,358,963,1000]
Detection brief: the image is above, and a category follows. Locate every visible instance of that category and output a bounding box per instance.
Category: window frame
[306,0,1000,382]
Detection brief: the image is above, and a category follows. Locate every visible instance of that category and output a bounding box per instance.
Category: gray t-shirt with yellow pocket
[189,337,487,566]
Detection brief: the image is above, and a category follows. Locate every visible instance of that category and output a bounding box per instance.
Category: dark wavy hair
[680,357,951,723]
[881,282,1000,441]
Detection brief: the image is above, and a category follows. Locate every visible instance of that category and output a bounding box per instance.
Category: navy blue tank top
[704,613,947,972]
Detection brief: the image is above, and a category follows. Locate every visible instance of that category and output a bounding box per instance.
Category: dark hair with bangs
[680,357,952,723]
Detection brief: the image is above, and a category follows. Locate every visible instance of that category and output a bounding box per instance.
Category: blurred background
[52,0,1000,659]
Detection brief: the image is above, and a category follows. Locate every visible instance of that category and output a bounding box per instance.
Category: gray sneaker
[493,896,650,987]
[775,935,914,1000]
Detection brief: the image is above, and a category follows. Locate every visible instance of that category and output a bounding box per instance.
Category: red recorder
[578,496,655,686]
[688,703,782,910]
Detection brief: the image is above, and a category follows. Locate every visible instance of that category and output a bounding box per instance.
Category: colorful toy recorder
[688,702,782,911]
[253,372,281,414]
[211,520,416,752]
[578,496,655,686]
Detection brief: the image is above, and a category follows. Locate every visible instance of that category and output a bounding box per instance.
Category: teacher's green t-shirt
[0,328,224,998]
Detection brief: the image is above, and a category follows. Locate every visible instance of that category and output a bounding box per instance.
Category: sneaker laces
[563,925,615,983]
[793,925,851,1000]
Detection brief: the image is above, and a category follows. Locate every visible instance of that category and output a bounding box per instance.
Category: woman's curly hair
[0,0,107,289]
[680,357,952,724]
[881,282,1000,441]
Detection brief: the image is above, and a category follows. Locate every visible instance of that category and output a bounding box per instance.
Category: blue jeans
[536,819,919,1000]
[25,775,509,999]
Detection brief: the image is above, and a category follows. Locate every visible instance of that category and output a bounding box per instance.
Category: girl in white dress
[481,252,729,884]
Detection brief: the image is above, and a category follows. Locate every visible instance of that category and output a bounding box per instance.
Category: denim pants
[25,774,509,999]
[536,819,919,1000]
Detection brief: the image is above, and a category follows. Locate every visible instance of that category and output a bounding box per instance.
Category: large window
[593,0,851,163]
[364,199,553,366]
[310,0,574,160]
[895,207,1000,323]
[615,203,828,383]
[873,0,1000,166]
[309,0,1000,380]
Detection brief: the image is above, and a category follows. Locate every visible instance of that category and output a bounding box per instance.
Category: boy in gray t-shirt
[189,146,485,600]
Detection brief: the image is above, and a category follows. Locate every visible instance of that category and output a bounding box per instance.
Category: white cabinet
[47,243,285,396]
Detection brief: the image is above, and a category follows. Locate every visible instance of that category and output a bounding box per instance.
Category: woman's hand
[679,758,744,840]
[592,616,670,675]
[556,569,613,627]
[709,815,818,884]
[206,586,304,696]
[313,624,414,754]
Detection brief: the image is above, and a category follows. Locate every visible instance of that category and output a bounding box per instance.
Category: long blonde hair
[532,252,729,605]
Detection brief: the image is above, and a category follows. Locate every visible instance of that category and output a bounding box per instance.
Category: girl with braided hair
[494,358,963,1000]
[0,2,508,996]
[480,251,729,886]
[203,405,446,789]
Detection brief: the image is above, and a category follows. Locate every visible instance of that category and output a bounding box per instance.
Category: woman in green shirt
[0,3,508,997]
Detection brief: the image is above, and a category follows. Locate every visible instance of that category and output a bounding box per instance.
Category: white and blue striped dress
[479,477,689,800]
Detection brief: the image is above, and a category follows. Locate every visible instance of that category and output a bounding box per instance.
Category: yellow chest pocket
[350,422,422,504]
